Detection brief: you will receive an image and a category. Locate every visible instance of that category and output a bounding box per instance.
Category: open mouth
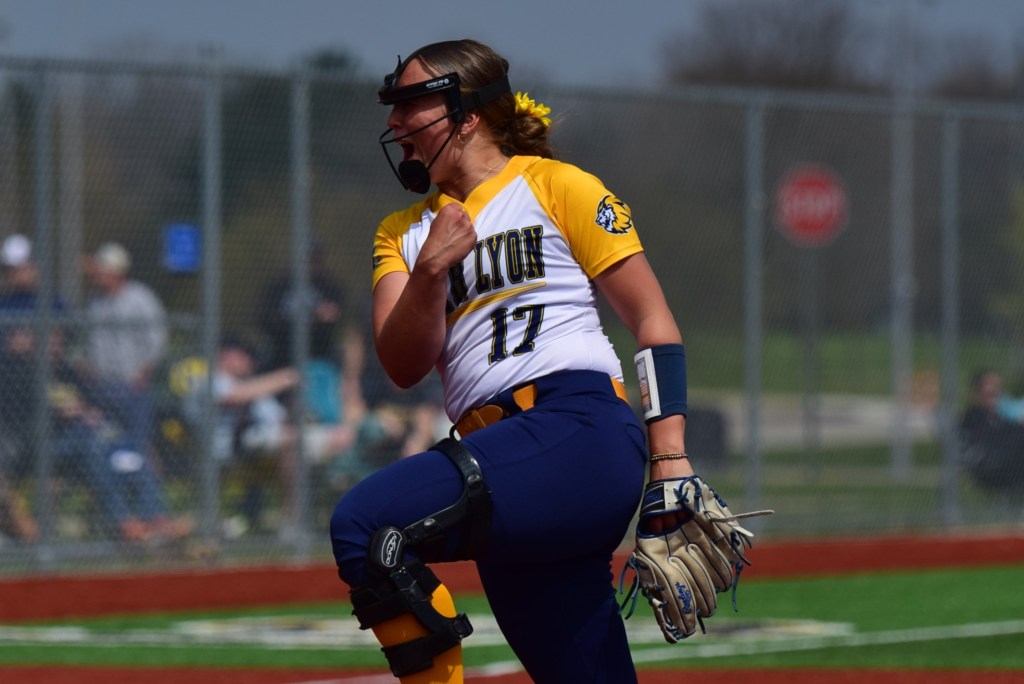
[400,142,415,161]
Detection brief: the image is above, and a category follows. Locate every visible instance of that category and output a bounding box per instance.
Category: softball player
[330,39,696,683]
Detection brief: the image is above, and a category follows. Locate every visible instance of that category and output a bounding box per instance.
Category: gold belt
[454,376,629,437]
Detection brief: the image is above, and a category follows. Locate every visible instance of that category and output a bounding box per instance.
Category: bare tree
[661,0,884,92]
[928,33,1021,101]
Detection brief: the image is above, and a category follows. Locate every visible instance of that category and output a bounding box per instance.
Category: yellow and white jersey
[372,155,644,421]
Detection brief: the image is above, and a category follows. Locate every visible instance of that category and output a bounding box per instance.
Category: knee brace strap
[403,437,493,561]
[351,527,473,677]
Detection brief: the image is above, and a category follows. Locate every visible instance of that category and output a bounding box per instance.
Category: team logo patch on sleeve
[595,195,634,234]
[372,252,383,268]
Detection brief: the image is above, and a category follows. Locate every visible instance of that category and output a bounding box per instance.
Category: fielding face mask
[378,54,510,194]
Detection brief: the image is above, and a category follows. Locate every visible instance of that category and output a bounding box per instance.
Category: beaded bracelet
[649,452,688,463]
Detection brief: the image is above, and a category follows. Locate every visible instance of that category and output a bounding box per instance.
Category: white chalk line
[296,619,1024,682]
[4,618,1022,681]
[630,618,1024,664]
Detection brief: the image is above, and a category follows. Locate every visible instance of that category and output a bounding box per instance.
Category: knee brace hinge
[403,437,493,561]
[350,526,473,677]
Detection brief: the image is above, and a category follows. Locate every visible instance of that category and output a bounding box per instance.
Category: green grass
[680,435,1024,539]
[631,565,1024,669]
[1,566,1022,671]
[668,635,1024,669]
[605,325,1017,397]
[0,594,512,670]
[732,567,1024,630]
[683,440,969,537]
[0,645,367,669]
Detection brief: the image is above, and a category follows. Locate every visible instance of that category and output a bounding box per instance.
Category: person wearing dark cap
[257,243,345,375]
[182,334,378,533]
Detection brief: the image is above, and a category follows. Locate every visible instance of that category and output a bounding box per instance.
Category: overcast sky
[1,0,1023,88]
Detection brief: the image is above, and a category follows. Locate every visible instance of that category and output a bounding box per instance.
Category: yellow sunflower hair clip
[514,91,552,128]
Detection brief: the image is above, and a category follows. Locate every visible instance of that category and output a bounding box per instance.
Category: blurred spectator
[257,244,345,374]
[256,246,348,498]
[184,335,401,535]
[198,336,298,467]
[0,234,68,348]
[184,335,298,533]
[345,301,447,460]
[998,390,1024,424]
[0,323,190,544]
[0,234,61,312]
[81,242,168,459]
[960,369,1024,498]
[0,234,61,543]
[252,249,416,525]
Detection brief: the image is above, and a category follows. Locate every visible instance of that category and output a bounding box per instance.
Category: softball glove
[619,476,773,643]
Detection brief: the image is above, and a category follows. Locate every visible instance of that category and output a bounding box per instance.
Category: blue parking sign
[163,223,201,273]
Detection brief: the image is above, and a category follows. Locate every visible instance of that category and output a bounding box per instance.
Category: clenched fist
[417,203,477,275]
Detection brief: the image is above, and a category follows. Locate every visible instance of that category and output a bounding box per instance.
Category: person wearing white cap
[0,234,66,313]
[0,234,64,543]
[83,242,168,460]
[0,236,187,544]
[1,234,33,270]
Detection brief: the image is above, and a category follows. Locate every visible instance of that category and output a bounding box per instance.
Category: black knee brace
[346,438,492,676]
[403,437,493,562]
[350,526,473,677]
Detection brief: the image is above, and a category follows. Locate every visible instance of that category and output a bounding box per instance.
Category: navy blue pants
[331,370,647,683]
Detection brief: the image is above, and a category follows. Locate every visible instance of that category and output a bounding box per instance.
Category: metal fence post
[939,111,961,525]
[889,15,917,481]
[30,63,57,568]
[744,100,766,517]
[58,72,84,308]
[0,66,19,234]
[289,69,313,556]
[198,52,224,541]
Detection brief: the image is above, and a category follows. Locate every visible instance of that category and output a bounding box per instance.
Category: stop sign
[775,165,847,247]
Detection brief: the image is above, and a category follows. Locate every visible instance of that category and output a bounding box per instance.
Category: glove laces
[617,556,643,619]
[617,556,706,639]
[674,478,773,612]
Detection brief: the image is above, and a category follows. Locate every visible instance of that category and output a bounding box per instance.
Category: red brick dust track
[2,532,1024,683]
[3,666,1024,684]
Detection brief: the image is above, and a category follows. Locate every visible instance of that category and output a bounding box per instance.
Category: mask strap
[378,112,462,194]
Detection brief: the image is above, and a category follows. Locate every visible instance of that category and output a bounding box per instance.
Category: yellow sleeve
[371,204,423,290]
[524,158,644,279]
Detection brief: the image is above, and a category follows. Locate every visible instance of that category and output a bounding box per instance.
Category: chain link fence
[1,56,1023,574]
